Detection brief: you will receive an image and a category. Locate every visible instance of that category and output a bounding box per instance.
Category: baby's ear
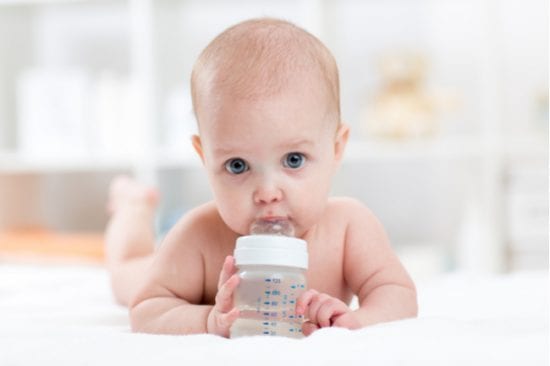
[191,135,206,164]
[334,123,350,162]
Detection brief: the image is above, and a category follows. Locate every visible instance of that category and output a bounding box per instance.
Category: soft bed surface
[0,263,547,365]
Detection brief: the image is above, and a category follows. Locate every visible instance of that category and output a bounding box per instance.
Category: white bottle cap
[234,235,308,269]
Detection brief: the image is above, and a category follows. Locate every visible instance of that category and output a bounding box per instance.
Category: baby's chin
[221,220,251,237]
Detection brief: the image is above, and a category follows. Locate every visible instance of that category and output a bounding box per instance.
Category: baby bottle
[230,219,308,338]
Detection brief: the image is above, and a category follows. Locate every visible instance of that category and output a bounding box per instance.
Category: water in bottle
[230,219,308,338]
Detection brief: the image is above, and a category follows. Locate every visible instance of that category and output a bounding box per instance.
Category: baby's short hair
[191,18,340,123]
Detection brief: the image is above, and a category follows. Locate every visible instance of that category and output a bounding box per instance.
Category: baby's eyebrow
[213,146,237,156]
[212,139,314,157]
[278,139,314,150]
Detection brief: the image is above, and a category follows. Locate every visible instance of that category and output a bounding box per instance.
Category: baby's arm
[342,200,418,326]
[129,209,239,336]
[296,199,417,334]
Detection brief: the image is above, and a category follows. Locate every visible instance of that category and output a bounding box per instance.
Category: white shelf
[346,133,547,162]
[0,151,136,173]
[0,148,203,174]
[0,136,487,173]
[154,147,203,169]
[0,133,546,173]
[343,136,484,162]
[0,0,94,5]
[501,134,548,158]
[0,0,92,6]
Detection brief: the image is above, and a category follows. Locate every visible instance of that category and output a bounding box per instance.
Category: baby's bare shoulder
[162,201,227,250]
[174,201,223,229]
[326,196,376,219]
[325,197,384,235]
[141,202,226,305]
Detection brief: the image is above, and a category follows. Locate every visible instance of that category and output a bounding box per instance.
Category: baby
[105,18,417,337]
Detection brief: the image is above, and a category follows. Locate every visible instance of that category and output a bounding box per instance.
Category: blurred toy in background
[362,51,456,140]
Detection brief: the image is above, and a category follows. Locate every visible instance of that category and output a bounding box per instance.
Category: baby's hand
[295,289,361,336]
[206,255,240,337]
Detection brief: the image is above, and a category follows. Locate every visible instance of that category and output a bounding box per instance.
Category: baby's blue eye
[283,153,305,169]
[225,158,249,174]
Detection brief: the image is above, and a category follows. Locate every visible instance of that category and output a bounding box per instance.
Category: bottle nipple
[249,219,295,237]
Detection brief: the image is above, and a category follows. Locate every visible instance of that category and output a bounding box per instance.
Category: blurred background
[0,0,547,278]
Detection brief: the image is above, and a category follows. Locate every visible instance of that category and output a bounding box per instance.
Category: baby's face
[194,81,347,238]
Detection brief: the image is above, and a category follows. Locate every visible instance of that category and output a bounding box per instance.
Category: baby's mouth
[259,215,288,222]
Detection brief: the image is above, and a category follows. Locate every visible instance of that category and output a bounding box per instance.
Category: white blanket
[0,263,547,365]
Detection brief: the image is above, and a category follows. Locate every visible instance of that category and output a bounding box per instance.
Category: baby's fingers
[302,321,319,337]
[295,289,318,316]
[317,300,348,328]
[208,307,240,337]
[217,256,237,290]
[217,307,240,330]
[215,274,239,313]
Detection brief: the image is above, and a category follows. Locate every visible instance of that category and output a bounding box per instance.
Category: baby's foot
[107,175,159,214]
[105,175,158,267]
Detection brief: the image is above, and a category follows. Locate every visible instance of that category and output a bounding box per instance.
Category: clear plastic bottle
[230,220,308,338]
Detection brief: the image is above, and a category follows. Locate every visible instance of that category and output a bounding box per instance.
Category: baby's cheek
[219,205,252,235]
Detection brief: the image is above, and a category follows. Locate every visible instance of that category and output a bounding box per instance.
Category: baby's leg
[105,176,159,306]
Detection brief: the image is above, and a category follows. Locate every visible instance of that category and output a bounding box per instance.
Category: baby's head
[190,18,348,237]
[191,17,340,130]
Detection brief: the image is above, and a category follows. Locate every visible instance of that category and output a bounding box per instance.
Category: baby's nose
[253,181,283,205]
